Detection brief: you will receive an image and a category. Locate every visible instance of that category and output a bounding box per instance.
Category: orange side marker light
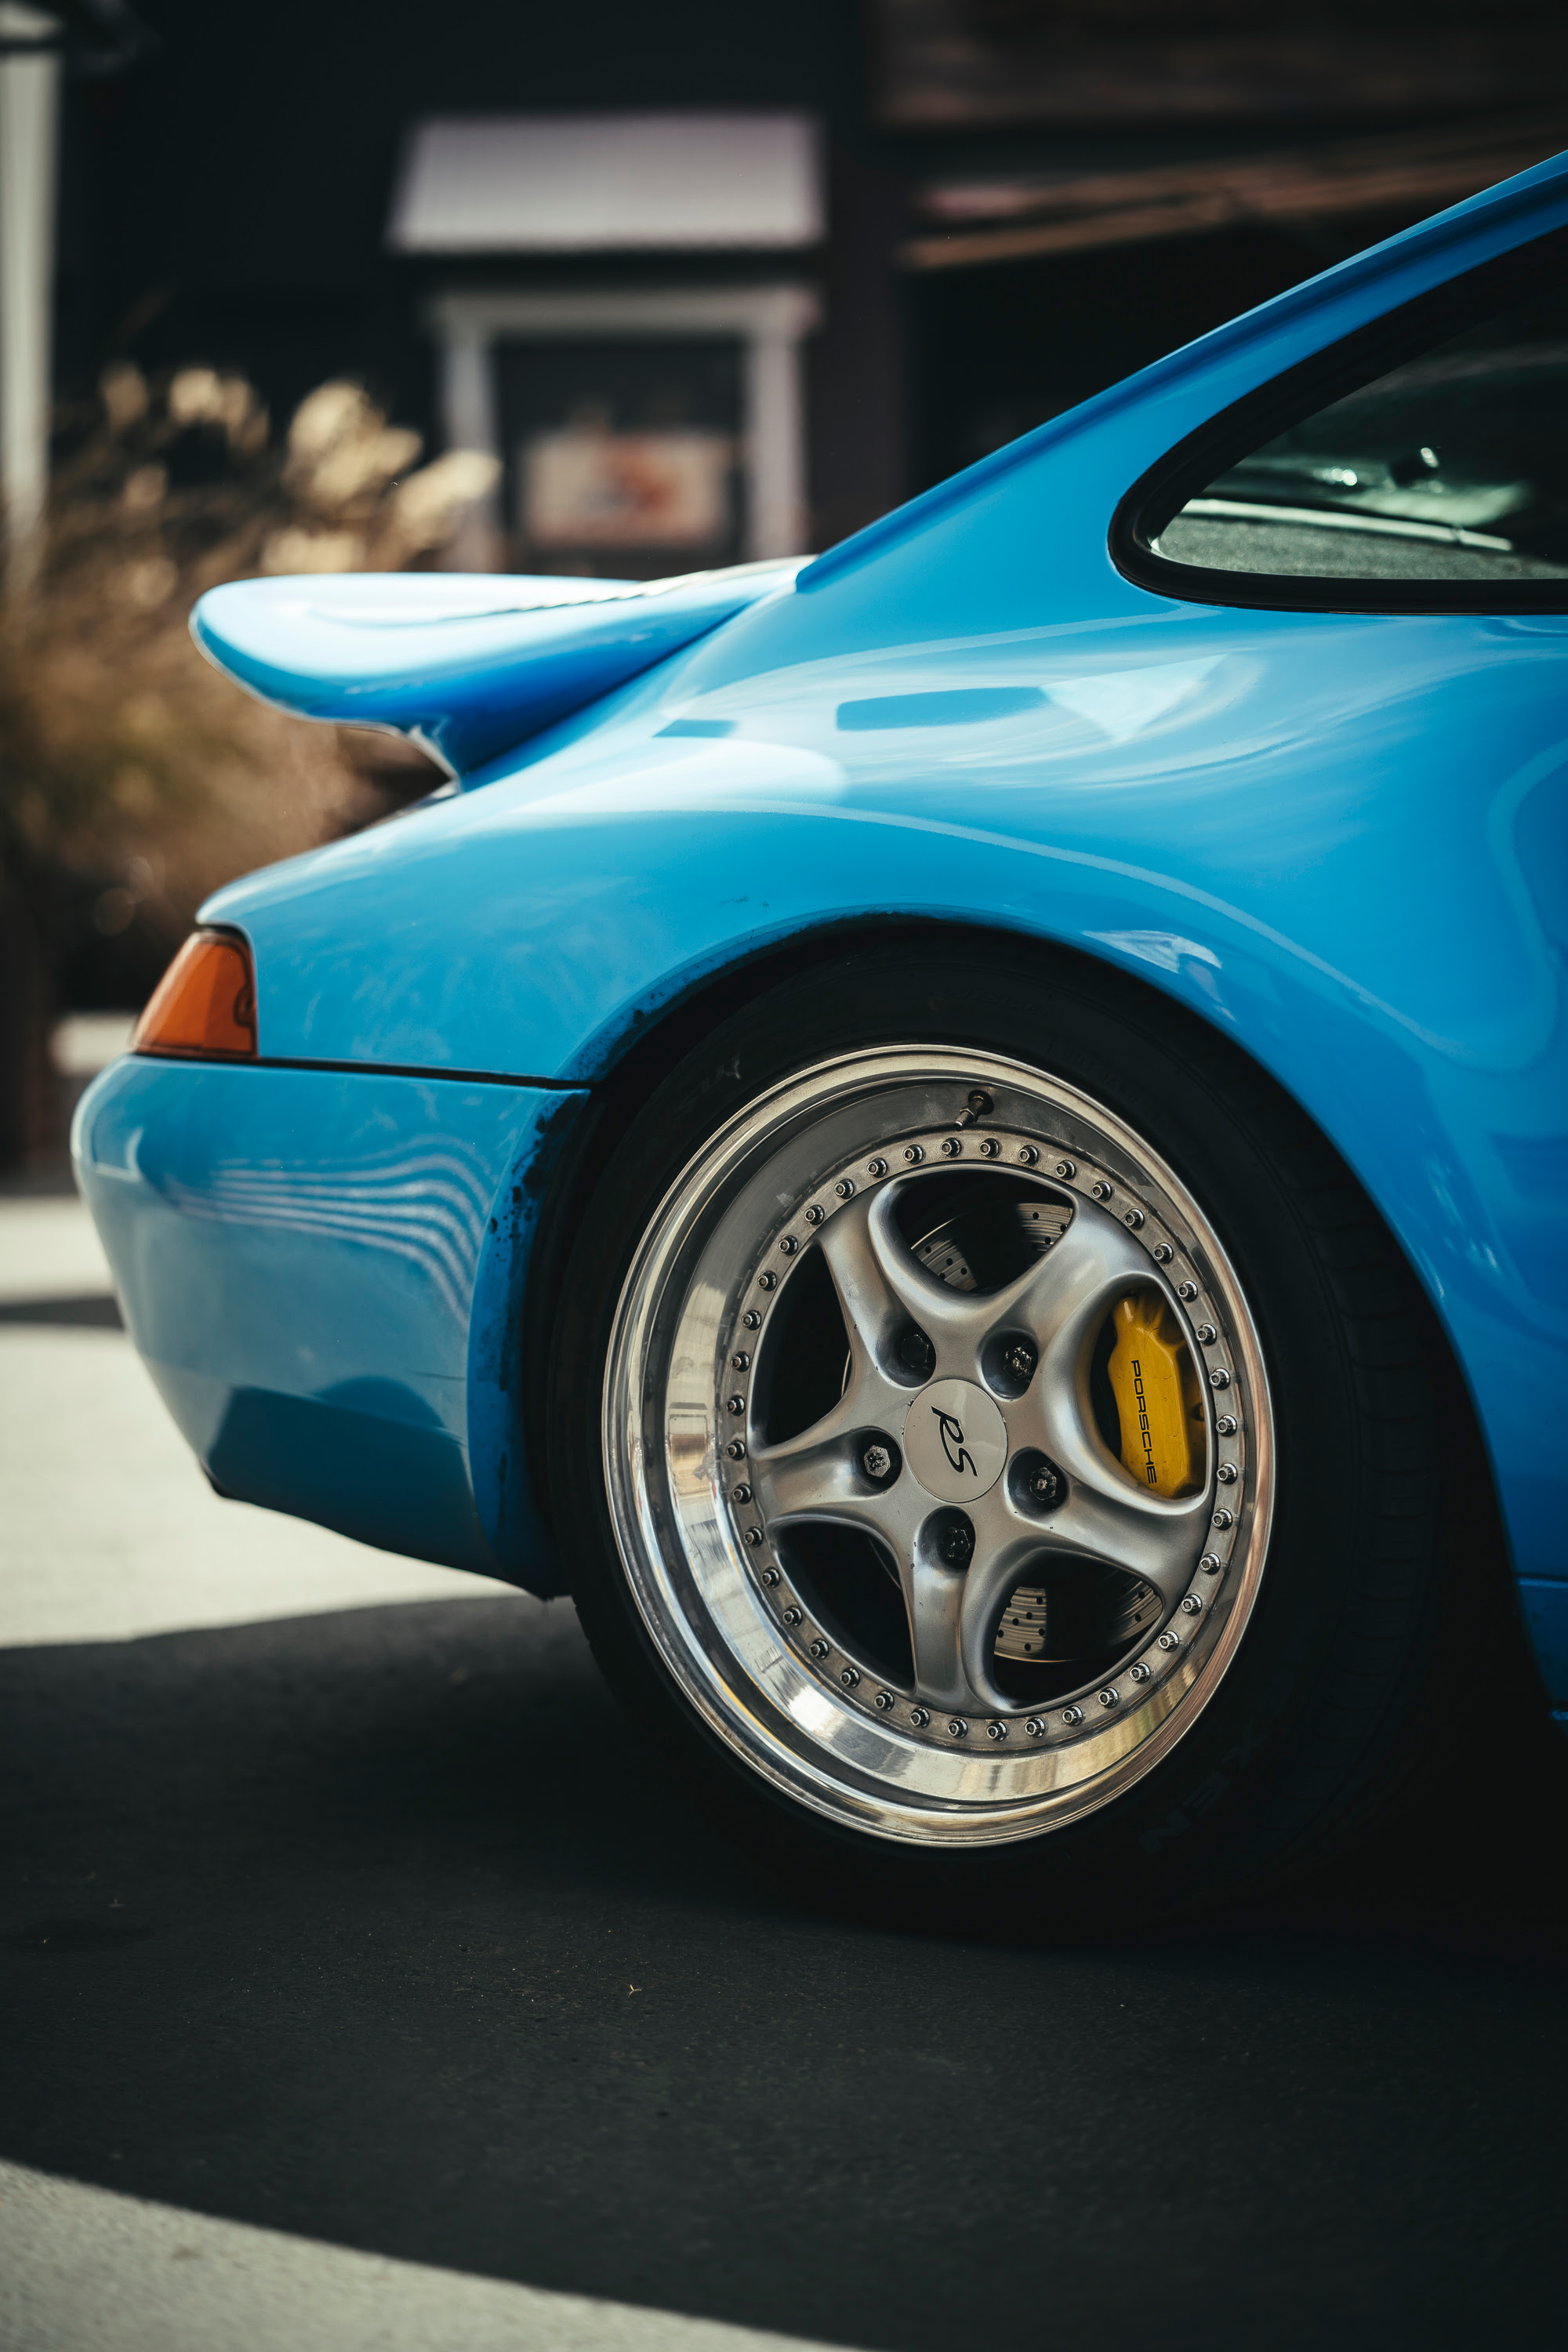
[132,929,257,1060]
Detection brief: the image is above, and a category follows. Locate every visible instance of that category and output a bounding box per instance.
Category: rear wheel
[548,944,1465,1907]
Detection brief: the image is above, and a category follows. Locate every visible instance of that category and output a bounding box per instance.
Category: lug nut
[898,1328,935,1379]
[1002,1338,1037,1386]
[862,1443,893,1481]
[937,1518,974,1569]
[1023,1459,1065,1511]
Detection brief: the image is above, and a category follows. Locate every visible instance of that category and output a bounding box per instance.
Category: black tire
[546,937,1490,1915]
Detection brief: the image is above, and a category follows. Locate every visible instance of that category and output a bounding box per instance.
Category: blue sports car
[78,154,1568,1904]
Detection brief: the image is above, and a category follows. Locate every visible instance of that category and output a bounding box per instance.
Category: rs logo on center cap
[933,1408,977,1478]
[903,1377,1007,1502]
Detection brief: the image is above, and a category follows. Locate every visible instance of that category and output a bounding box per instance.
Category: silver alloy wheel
[602,1047,1275,1847]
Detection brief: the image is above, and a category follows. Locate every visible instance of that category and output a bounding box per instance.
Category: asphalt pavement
[2,1176,1566,2352]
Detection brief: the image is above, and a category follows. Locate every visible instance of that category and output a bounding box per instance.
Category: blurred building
[19,1,1568,560]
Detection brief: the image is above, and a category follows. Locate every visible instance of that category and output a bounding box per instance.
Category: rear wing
[191,560,804,776]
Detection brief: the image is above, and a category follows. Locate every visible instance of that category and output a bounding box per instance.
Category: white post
[434,310,502,570]
[0,2,60,595]
[743,324,807,561]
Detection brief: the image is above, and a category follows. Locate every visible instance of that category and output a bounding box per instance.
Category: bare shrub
[0,364,499,1164]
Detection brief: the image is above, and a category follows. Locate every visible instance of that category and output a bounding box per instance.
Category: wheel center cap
[902,1377,1007,1504]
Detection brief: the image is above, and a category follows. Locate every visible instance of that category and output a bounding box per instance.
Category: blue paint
[73,1055,583,1589]
[191,562,804,775]
[77,154,1568,1709]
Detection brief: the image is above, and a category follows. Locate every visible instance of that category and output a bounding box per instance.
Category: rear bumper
[73,1055,585,1589]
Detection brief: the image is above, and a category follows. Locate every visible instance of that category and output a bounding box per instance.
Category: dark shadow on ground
[2,1595,1563,2351]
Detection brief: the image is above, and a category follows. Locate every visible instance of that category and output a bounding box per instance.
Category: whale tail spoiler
[191,559,803,777]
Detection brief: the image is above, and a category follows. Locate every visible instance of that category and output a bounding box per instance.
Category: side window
[1126,233,1568,601]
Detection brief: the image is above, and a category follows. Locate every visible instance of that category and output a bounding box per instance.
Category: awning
[387,113,822,255]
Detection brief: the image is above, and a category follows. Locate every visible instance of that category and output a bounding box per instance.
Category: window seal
[1109,223,1568,617]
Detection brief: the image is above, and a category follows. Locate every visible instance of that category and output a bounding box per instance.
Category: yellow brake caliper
[1106,1289,1203,1495]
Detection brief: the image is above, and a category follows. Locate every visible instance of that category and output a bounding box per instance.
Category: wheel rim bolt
[938,1520,974,1569]
[1199,1553,1221,1574]
[1158,1631,1180,1650]
[948,1718,968,1737]
[1061,1705,1084,1726]
[862,1443,892,1481]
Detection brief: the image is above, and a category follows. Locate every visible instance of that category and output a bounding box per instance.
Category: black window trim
[1109,223,1568,616]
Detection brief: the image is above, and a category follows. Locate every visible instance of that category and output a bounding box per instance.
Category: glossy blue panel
[172,157,1568,1697]
[73,1055,584,1588]
[192,562,803,774]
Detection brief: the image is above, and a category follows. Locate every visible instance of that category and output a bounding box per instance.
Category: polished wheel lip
[602,1047,1275,1849]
